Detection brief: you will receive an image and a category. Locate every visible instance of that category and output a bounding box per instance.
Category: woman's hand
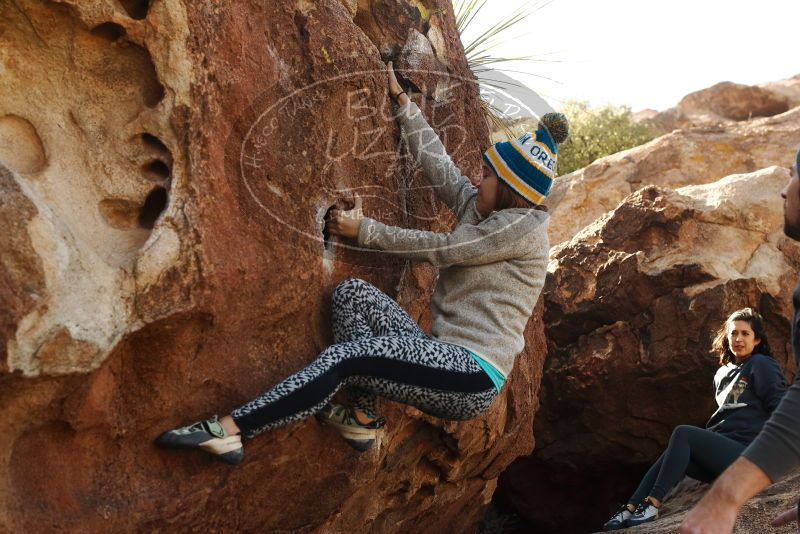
[387,62,409,106]
[326,195,364,239]
[772,505,799,532]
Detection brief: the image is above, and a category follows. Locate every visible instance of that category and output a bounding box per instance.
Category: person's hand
[678,457,770,534]
[386,61,409,105]
[326,195,364,239]
[772,504,800,532]
[678,497,738,534]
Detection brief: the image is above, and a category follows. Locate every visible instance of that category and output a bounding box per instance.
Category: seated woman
[154,63,570,464]
[603,307,788,530]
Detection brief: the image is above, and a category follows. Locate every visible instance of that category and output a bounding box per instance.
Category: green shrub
[494,100,657,176]
[552,101,657,175]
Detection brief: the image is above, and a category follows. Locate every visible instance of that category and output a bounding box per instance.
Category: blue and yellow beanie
[483,113,569,205]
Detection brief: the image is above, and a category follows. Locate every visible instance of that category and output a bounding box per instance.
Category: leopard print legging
[230,278,498,438]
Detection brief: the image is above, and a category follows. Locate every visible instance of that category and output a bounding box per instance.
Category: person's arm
[680,376,800,534]
[326,194,548,267]
[387,61,410,107]
[740,380,800,480]
[357,210,546,268]
[387,63,477,218]
[765,374,800,534]
[395,91,410,107]
[678,457,771,534]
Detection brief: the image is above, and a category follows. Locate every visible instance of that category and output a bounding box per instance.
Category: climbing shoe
[155,415,244,465]
[603,504,633,530]
[626,498,659,527]
[316,403,385,452]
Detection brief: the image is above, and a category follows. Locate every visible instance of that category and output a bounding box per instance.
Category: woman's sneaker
[316,403,385,452]
[155,415,244,465]
[603,504,633,530]
[627,498,659,527]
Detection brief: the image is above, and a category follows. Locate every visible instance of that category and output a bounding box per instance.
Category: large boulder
[639,79,795,133]
[499,167,800,533]
[0,1,546,531]
[677,81,790,122]
[546,106,800,246]
[760,74,800,109]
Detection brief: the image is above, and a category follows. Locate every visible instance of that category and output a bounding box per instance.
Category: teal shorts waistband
[466,350,505,392]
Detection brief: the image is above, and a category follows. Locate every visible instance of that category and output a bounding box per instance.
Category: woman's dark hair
[712,307,772,365]
[495,180,534,210]
[484,161,548,212]
[494,181,549,212]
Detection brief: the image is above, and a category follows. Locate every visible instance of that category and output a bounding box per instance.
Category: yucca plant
[453,0,553,138]
[480,98,516,140]
[455,0,537,72]
[554,100,657,175]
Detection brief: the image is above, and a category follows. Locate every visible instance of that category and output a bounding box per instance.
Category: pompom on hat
[483,112,569,205]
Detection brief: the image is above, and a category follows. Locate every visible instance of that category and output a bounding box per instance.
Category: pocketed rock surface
[0,1,548,532]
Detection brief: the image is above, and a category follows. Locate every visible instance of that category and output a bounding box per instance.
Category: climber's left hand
[326,195,364,239]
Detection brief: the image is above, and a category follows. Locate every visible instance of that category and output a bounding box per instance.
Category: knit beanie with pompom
[483,112,569,205]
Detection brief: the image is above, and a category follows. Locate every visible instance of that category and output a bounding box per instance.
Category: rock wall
[0,0,188,376]
[678,81,790,121]
[501,168,800,532]
[498,74,800,533]
[0,1,548,531]
[638,81,794,134]
[760,75,800,109]
[546,104,800,246]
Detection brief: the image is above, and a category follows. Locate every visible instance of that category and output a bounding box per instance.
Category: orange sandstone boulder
[639,79,796,133]
[678,81,790,122]
[500,168,800,533]
[0,1,546,532]
[547,106,800,246]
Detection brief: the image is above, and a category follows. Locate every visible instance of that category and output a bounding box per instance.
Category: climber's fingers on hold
[333,205,359,220]
[327,220,342,234]
[386,61,402,93]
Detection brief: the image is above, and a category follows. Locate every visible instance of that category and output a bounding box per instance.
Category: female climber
[602,307,788,530]
[155,62,569,464]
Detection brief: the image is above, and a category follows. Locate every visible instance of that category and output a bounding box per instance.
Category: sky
[459,0,800,111]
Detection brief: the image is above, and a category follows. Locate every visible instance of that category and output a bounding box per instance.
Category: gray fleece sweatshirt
[742,278,800,481]
[357,101,550,377]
